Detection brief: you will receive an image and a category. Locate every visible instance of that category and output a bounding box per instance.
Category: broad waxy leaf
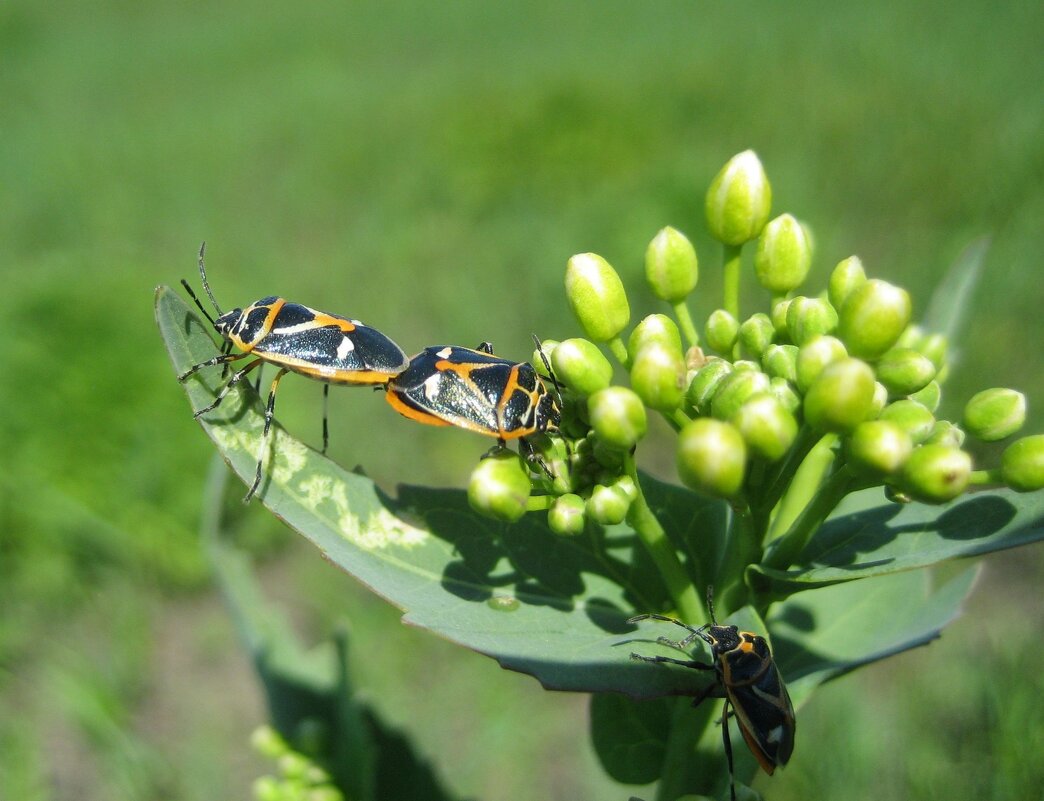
[749,486,1043,598]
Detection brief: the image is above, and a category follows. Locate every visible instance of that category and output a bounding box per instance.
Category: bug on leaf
[178,243,408,501]
[628,587,795,801]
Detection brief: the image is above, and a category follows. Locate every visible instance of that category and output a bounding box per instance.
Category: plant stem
[766,433,838,543]
[752,425,819,537]
[607,335,631,369]
[722,243,743,321]
[672,300,700,349]
[624,454,704,623]
[715,503,758,614]
[656,699,718,801]
[968,468,1001,485]
[761,465,857,570]
[526,495,554,512]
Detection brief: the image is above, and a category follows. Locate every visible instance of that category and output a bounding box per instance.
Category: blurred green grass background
[1,1,1041,799]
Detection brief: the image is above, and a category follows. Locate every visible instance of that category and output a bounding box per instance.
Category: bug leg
[245,368,289,503]
[179,350,249,382]
[629,653,712,670]
[321,383,330,455]
[193,358,264,418]
[720,698,737,801]
[253,363,263,394]
[520,437,555,479]
[475,341,495,354]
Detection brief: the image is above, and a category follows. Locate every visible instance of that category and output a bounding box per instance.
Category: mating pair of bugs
[629,587,795,801]
[178,245,561,501]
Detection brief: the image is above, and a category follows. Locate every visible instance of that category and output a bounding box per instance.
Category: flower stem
[624,454,704,623]
[766,433,838,543]
[969,468,1001,485]
[607,335,631,369]
[722,243,743,321]
[672,300,701,349]
[526,495,554,512]
[761,465,857,570]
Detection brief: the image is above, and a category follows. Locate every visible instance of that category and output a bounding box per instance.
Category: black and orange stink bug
[384,342,561,466]
[628,588,795,801]
[178,244,409,501]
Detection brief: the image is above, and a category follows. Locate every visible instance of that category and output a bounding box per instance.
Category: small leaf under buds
[754,213,813,293]
[705,150,773,246]
[677,417,747,497]
[645,226,698,302]
[565,252,631,342]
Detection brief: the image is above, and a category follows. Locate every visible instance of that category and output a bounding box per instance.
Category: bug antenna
[706,585,718,625]
[197,241,223,315]
[180,278,217,327]
[531,334,563,401]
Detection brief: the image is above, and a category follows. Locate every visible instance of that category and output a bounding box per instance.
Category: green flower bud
[837,279,912,359]
[686,358,733,415]
[879,399,936,444]
[875,347,937,396]
[733,359,760,372]
[705,150,772,246]
[770,298,791,338]
[895,324,924,351]
[588,386,647,450]
[591,437,626,471]
[738,313,775,360]
[645,226,698,302]
[468,452,531,523]
[711,369,771,422]
[925,420,965,449]
[548,494,586,536]
[908,380,940,413]
[804,358,876,433]
[252,726,291,759]
[1001,434,1044,492]
[754,213,812,293]
[900,444,972,504]
[731,393,798,462]
[677,418,747,497]
[612,474,638,504]
[828,256,867,311]
[630,343,686,412]
[705,308,739,354]
[565,252,631,342]
[870,381,890,417]
[551,337,613,397]
[963,388,1026,442]
[586,483,632,526]
[628,313,683,363]
[769,376,802,416]
[786,296,839,347]
[847,420,913,477]
[309,789,345,801]
[762,343,799,383]
[796,335,848,392]
[918,333,947,371]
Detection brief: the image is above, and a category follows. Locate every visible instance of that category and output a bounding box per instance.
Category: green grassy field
[1,1,1042,799]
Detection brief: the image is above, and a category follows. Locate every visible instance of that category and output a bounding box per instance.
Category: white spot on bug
[349,319,364,326]
[423,373,442,400]
[766,725,784,744]
[336,336,355,361]
[436,346,453,358]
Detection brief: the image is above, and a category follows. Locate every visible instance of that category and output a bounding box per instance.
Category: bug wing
[727,662,795,774]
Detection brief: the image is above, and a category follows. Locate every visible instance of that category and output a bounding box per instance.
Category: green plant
[158,151,1043,801]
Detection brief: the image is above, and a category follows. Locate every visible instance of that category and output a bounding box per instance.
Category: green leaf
[749,487,1043,597]
[767,565,978,707]
[156,286,725,699]
[201,459,461,801]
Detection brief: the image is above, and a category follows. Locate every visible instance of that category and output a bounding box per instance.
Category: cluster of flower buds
[250,724,344,801]
[468,150,1042,529]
